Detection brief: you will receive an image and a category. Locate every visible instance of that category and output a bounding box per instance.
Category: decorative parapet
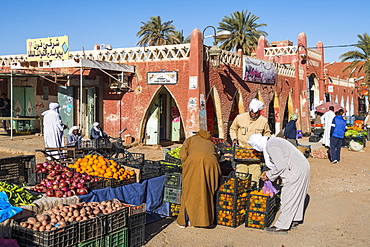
[0,44,191,66]
[70,44,190,62]
[264,46,322,61]
[264,46,297,56]
[220,50,241,67]
[307,48,321,61]
[275,64,295,78]
[329,77,355,88]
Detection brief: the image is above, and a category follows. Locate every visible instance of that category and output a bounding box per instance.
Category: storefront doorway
[144,87,184,145]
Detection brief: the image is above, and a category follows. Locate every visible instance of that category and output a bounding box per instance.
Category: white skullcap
[93,122,100,127]
[249,99,264,113]
[68,126,79,135]
[49,102,60,110]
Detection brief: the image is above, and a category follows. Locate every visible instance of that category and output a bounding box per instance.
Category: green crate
[78,236,105,247]
[105,228,128,247]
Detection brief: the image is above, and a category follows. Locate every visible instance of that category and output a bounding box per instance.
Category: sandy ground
[0,133,369,246]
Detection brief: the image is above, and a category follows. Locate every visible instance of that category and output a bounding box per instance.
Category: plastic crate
[124,202,146,216]
[78,216,106,243]
[141,160,164,179]
[106,206,129,233]
[106,174,136,188]
[165,172,182,188]
[245,208,277,229]
[164,153,182,165]
[216,191,248,211]
[12,221,78,247]
[211,137,232,150]
[35,172,47,184]
[0,155,36,186]
[216,207,246,228]
[85,177,106,191]
[128,212,146,228]
[233,145,263,163]
[170,203,180,218]
[105,227,128,247]
[248,189,277,212]
[160,161,182,173]
[78,236,105,247]
[219,171,251,193]
[164,187,182,204]
[77,138,112,150]
[116,152,145,165]
[128,225,145,247]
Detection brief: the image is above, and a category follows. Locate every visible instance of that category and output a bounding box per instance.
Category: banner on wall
[27,36,69,61]
[243,57,276,84]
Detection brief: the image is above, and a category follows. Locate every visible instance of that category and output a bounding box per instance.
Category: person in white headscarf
[90,122,107,139]
[229,98,271,186]
[321,106,335,148]
[248,133,310,234]
[41,103,66,159]
[67,126,82,146]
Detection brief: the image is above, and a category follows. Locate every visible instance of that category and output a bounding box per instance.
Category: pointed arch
[139,85,184,144]
[206,86,225,138]
[346,96,350,116]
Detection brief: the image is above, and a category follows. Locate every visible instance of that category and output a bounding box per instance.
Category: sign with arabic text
[27,36,69,61]
[147,71,178,85]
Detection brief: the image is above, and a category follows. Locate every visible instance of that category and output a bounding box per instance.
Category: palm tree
[339,33,370,85]
[173,30,191,44]
[217,10,267,55]
[136,16,177,46]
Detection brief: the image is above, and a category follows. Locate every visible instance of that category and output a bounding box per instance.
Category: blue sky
[0,0,368,63]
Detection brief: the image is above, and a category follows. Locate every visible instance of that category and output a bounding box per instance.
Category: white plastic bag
[348,140,364,152]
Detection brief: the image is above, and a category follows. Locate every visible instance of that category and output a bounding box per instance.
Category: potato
[27,217,36,225]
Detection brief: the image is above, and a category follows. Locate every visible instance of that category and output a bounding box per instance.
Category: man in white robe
[248,134,310,234]
[41,103,66,159]
[321,106,335,147]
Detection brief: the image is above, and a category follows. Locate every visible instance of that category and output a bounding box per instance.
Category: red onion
[46,175,54,180]
[46,189,54,197]
[61,173,67,179]
[43,162,49,167]
[67,191,74,197]
[66,172,74,178]
[46,165,53,171]
[79,179,86,184]
[59,182,68,188]
[76,183,84,189]
[77,188,88,195]
[52,184,59,190]
[55,190,64,198]
[40,168,47,173]
[74,173,81,178]
[61,187,69,192]
[45,181,52,188]
[52,181,59,185]
[36,164,43,170]
[85,175,92,181]
[55,175,62,181]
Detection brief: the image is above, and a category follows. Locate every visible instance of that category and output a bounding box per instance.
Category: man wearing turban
[41,102,67,159]
[229,98,271,186]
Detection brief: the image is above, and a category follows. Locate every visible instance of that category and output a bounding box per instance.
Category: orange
[129,170,135,176]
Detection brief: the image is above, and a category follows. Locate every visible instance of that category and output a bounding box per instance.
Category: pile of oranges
[246,211,267,229]
[248,189,273,212]
[217,209,245,227]
[219,177,250,193]
[234,146,263,160]
[68,154,135,181]
[218,192,248,210]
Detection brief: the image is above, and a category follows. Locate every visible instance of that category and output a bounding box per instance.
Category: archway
[308,74,320,118]
[206,87,224,138]
[141,86,184,145]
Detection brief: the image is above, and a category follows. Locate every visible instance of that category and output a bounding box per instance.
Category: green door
[58,86,74,135]
[13,87,34,116]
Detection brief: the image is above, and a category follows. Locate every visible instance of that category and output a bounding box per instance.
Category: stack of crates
[245,189,278,230]
[216,171,251,228]
[126,203,146,247]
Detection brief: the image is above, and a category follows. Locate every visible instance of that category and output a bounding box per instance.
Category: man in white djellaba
[41,102,67,159]
[321,106,335,147]
[248,133,310,234]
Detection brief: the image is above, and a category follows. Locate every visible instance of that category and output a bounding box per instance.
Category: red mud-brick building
[0,29,360,144]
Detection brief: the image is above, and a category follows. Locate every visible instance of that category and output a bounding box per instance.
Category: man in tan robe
[229,99,271,185]
[176,130,221,228]
[248,134,310,234]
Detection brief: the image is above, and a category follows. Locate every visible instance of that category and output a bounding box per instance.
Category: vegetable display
[31,164,102,197]
[18,200,125,232]
[0,181,37,206]
[166,147,182,159]
[344,129,368,137]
